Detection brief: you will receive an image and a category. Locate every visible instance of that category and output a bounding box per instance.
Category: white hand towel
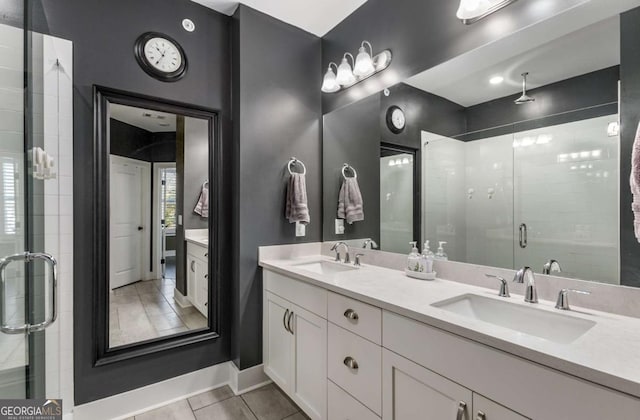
[285,173,310,224]
[337,177,364,224]
[194,181,209,218]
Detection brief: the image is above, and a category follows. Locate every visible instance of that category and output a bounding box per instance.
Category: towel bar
[288,157,306,175]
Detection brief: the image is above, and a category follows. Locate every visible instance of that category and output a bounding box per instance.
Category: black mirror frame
[93,85,221,366]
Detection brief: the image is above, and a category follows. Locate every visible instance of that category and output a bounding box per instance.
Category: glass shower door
[513,114,620,284]
[0,8,60,399]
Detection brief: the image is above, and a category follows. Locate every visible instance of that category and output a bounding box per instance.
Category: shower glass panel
[421,112,619,283]
[513,114,620,284]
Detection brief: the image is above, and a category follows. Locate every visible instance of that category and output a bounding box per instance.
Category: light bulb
[321,65,339,93]
[354,45,375,77]
[336,56,356,86]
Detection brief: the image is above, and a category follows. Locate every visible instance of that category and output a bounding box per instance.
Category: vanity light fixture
[457,0,519,24]
[321,40,392,93]
[489,75,504,85]
[336,53,357,86]
[321,62,340,93]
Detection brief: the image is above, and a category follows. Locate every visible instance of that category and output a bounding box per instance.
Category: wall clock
[134,32,188,82]
[386,105,406,134]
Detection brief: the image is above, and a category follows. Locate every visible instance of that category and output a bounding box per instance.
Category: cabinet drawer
[328,292,381,344]
[383,311,640,419]
[264,270,327,318]
[473,394,529,420]
[328,323,382,415]
[187,242,208,261]
[328,380,379,420]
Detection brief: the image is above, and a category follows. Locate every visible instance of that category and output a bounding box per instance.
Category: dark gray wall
[232,5,322,369]
[322,0,586,113]
[29,0,233,404]
[620,8,640,287]
[323,94,381,243]
[464,66,620,135]
[110,119,177,162]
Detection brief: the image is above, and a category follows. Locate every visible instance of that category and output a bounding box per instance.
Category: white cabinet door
[194,258,208,316]
[187,255,197,307]
[383,348,472,420]
[263,291,293,392]
[473,394,529,420]
[290,303,327,420]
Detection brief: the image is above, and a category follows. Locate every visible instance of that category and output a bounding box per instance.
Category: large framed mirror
[323,4,640,289]
[94,86,220,362]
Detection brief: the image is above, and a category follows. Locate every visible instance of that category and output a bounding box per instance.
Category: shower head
[515,72,535,105]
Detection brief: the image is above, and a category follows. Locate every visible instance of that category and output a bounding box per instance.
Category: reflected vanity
[323,12,628,287]
[95,87,219,359]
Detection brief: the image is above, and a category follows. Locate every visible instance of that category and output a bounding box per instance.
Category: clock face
[386,106,406,133]
[144,37,182,73]
[392,108,405,129]
[135,32,187,82]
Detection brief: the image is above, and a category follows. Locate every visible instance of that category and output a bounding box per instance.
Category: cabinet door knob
[456,401,467,420]
[283,309,290,333]
[476,411,486,420]
[204,253,208,257]
[287,311,294,335]
[343,309,359,321]
[204,274,208,279]
[343,356,359,370]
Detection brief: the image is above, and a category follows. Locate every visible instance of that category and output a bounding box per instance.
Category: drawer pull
[190,260,195,272]
[343,356,359,370]
[343,309,359,321]
[283,309,290,333]
[204,274,208,279]
[287,311,294,335]
[204,253,208,257]
[476,411,486,420]
[456,401,467,420]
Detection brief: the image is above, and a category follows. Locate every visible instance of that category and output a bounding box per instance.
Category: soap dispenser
[435,241,448,261]
[407,241,422,272]
[422,240,434,273]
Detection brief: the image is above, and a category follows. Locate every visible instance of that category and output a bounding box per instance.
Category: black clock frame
[386,105,406,134]
[134,32,188,82]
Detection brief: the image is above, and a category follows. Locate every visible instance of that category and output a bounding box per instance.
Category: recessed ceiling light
[489,76,504,85]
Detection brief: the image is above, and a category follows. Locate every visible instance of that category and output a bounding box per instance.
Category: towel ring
[342,163,357,179]
[288,157,306,175]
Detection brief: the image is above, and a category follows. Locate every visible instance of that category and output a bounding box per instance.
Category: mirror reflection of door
[107,103,210,348]
[380,145,419,254]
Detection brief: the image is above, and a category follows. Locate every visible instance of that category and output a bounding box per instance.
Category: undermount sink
[292,260,358,276]
[432,294,596,344]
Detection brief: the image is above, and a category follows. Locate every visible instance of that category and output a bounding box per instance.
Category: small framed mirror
[94,86,220,363]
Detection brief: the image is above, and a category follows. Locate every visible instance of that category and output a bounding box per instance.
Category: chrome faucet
[555,288,591,310]
[330,242,350,264]
[485,274,510,297]
[542,259,562,275]
[513,266,538,303]
[362,239,378,249]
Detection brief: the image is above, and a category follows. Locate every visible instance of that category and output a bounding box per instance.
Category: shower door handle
[519,223,528,249]
[0,252,58,334]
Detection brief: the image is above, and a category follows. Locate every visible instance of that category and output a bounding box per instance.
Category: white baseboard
[71,362,230,420]
[228,363,272,395]
[173,288,192,308]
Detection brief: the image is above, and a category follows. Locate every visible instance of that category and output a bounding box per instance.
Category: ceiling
[406,16,620,107]
[110,104,177,132]
[191,0,367,36]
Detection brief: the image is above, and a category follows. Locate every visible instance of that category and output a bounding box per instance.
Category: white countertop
[185,229,208,247]
[259,254,640,399]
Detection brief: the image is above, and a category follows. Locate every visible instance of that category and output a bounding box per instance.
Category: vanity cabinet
[263,272,328,420]
[186,242,208,316]
[262,269,640,420]
[382,348,527,420]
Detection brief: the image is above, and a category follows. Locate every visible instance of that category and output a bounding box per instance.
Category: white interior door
[110,156,146,289]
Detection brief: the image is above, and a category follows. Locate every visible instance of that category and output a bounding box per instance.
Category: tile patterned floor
[109,276,208,347]
[128,383,309,420]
